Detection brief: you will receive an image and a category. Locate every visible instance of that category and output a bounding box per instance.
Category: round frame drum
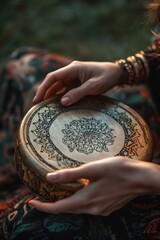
[15,95,153,201]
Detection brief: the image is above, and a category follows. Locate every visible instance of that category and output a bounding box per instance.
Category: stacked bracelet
[115,51,149,85]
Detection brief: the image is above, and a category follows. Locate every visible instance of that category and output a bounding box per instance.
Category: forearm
[115,51,150,86]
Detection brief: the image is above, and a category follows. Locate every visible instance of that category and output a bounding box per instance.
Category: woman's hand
[33,61,123,106]
[29,157,154,216]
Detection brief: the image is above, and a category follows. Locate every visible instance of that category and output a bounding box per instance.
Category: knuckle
[69,90,81,99]
[87,203,107,215]
[88,206,101,215]
[40,82,48,91]
[71,90,79,98]
[70,60,81,66]
[87,81,99,94]
[69,61,85,80]
[46,72,52,78]
[70,61,83,72]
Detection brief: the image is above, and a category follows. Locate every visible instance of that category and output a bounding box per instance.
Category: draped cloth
[0,47,160,240]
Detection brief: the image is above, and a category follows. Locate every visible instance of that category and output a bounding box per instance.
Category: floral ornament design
[101,107,146,157]
[26,98,147,168]
[62,118,116,155]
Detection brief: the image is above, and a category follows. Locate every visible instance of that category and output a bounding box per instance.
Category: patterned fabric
[0,47,160,239]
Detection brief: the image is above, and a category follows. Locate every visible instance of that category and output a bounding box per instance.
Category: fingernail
[32,96,37,103]
[46,173,58,181]
[61,97,70,106]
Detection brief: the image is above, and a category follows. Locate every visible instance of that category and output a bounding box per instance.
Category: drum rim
[17,95,154,178]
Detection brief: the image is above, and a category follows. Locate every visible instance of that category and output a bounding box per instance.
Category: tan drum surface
[15,95,153,201]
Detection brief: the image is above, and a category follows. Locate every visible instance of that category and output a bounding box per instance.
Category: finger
[29,190,85,214]
[60,78,98,106]
[29,192,116,216]
[33,64,78,104]
[46,160,104,183]
[44,81,66,99]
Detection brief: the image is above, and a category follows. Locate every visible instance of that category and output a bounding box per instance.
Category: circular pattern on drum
[15,95,153,201]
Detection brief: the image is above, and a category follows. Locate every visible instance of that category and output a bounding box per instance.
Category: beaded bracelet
[115,51,149,85]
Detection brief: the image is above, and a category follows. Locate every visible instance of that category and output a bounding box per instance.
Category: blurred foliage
[0,0,153,64]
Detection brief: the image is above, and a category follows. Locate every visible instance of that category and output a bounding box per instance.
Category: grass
[0,0,153,65]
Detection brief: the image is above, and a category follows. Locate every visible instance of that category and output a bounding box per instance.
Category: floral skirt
[0,47,160,240]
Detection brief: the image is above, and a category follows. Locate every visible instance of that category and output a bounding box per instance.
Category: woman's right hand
[29,156,159,216]
[33,61,123,106]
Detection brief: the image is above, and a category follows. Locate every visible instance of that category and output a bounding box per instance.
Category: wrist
[114,62,126,85]
[115,51,150,86]
[132,161,160,195]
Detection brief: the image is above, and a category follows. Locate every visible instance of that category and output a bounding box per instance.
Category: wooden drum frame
[14,95,153,201]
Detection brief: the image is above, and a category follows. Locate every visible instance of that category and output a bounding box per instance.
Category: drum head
[15,95,153,201]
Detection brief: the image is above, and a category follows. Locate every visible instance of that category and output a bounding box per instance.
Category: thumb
[46,161,101,183]
[60,79,98,106]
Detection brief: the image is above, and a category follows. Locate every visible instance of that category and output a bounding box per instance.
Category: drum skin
[14,95,153,201]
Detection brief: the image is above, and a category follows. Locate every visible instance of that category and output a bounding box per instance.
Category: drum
[15,95,153,201]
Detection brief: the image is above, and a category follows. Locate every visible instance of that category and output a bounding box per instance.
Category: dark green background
[1,0,153,65]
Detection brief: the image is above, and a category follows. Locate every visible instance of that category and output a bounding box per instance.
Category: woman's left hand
[29,156,151,216]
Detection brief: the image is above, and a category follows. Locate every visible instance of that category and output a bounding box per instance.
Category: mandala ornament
[62,118,116,155]
[31,107,59,160]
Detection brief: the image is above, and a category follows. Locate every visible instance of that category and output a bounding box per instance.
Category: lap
[2,194,160,240]
[0,47,160,239]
